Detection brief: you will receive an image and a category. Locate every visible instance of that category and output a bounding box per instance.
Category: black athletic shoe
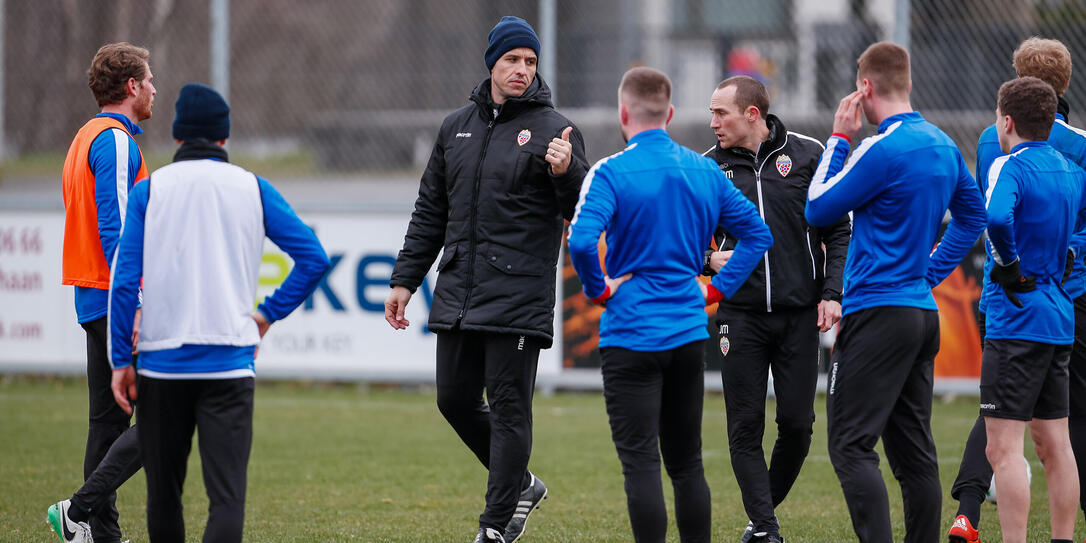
[739,520,755,543]
[473,527,506,543]
[502,472,547,542]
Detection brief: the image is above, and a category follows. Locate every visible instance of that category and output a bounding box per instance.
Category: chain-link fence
[4,0,1086,178]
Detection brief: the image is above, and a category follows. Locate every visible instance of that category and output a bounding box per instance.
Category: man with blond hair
[50,42,155,543]
[568,66,772,543]
[805,42,987,543]
[948,36,1086,543]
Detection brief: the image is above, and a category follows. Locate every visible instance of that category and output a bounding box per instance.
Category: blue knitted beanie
[485,16,540,71]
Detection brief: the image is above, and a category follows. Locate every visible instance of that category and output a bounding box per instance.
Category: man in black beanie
[108,82,329,543]
[385,14,589,543]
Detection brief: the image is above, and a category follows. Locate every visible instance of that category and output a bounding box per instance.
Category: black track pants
[826,307,941,543]
[138,376,254,543]
[81,316,133,543]
[435,330,541,531]
[600,340,712,543]
[717,306,818,534]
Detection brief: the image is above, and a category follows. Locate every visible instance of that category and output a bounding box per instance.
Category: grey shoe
[474,527,507,543]
[502,472,547,542]
[739,520,755,543]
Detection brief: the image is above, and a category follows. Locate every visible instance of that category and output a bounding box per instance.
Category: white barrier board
[0,210,562,382]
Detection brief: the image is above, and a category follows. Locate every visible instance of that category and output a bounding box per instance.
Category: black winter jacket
[703,115,850,312]
[390,76,588,347]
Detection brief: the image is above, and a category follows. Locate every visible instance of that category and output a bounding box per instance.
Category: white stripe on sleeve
[808,121,900,202]
[984,154,1012,206]
[787,131,825,150]
[112,129,131,226]
[568,143,634,231]
[1056,118,1086,139]
[984,150,1027,266]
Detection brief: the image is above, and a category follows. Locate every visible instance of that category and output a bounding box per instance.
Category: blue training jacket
[805,112,987,316]
[983,140,1086,344]
[977,113,1086,305]
[567,129,772,352]
[74,113,146,323]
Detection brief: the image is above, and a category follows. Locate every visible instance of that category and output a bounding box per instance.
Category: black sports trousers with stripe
[716,305,818,536]
[826,306,941,543]
[435,329,540,532]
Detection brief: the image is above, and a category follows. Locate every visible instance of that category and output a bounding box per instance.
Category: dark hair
[998,76,1057,141]
[87,42,149,107]
[857,42,910,98]
[619,67,671,123]
[716,75,769,117]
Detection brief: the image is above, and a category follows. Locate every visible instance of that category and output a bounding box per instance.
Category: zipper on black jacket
[805,227,818,280]
[755,136,788,313]
[459,114,497,322]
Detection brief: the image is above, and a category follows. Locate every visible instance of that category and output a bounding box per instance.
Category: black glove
[990,260,1036,308]
[1064,249,1076,286]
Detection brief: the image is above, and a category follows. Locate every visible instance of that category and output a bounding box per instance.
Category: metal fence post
[540,0,557,105]
[211,0,230,103]
[894,0,910,50]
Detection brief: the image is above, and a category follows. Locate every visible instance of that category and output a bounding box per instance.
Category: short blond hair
[857,42,910,98]
[1013,37,1071,95]
[619,67,671,123]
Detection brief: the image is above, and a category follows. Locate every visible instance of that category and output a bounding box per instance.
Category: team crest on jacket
[517,129,531,146]
[719,336,730,357]
[776,154,792,177]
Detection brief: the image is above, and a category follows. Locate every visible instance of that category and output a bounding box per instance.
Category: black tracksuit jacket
[703,115,850,312]
[390,75,588,347]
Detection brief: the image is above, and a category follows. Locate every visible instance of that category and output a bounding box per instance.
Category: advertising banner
[0,210,563,382]
[0,208,980,387]
[560,237,987,380]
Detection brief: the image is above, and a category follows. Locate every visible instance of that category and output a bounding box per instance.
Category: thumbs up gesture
[546,126,574,176]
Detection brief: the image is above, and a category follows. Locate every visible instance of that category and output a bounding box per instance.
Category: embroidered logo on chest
[517,129,532,146]
[775,154,792,177]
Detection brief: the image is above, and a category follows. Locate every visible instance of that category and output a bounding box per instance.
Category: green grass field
[0,376,1073,542]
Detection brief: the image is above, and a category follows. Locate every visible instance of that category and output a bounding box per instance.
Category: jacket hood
[470,74,554,117]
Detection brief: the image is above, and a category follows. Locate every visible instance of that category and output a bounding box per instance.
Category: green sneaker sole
[46,503,63,541]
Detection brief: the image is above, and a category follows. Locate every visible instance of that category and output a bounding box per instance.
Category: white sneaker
[473,527,506,543]
[47,500,93,543]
